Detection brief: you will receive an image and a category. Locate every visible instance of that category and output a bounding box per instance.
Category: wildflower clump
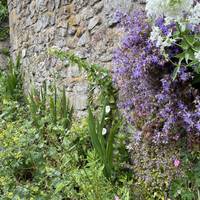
[112,0,200,198]
[113,3,200,145]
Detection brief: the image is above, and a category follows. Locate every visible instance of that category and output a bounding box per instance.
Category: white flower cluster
[188,3,200,27]
[150,26,176,52]
[146,0,193,20]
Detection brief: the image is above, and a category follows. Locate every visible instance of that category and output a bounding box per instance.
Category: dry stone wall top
[7,0,145,116]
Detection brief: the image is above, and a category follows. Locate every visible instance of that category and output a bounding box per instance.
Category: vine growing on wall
[48,49,118,110]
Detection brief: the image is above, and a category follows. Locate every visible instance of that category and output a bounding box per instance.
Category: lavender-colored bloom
[155,17,170,35]
[112,10,200,145]
[134,131,142,144]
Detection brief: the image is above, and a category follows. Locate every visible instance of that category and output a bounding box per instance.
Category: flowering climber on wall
[112,0,200,198]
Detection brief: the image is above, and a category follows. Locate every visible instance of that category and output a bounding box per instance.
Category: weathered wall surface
[7,0,145,116]
[0,22,9,70]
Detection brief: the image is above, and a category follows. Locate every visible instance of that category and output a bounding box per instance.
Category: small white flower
[105,106,111,114]
[188,3,200,27]
[102,128,107,135]
[150,26,175,53]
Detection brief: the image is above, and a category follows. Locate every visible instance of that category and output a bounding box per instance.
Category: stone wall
[7,0,145,116]
[0,22,9,70]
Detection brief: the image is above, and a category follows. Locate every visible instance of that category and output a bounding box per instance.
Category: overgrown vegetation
[113,1,200,199]
[1,0,200,199]
[0,57,132,199]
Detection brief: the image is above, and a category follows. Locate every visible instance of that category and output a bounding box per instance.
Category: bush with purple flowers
[113,0,200,198]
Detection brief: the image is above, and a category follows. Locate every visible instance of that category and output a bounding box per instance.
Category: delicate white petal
[105,106,111,114]
[188,3,200,26]
[102,128,107,135]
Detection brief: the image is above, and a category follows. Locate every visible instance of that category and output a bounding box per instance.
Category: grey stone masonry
[7,0,145,116]
[0,22,9,70]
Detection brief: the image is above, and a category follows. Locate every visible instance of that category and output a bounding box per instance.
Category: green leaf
[185,35,195,45]
[172,66,180,80]
[88,107,104,159]
[185,53,190,64]
[55,182,65,194]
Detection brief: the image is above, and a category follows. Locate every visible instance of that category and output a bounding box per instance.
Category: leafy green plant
[0,56,132,199]
[170,151,200,200]
[3,56,22,100]
[0,108,131,199]
[171,25,200,80]
[27,86,44,126]
[0,0,7,22]
[88,104,121,178]
[59,87,73,129]
[27,82,73,129]
[49,49,124,180]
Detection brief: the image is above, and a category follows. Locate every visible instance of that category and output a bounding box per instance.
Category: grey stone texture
[0,22,9,70]
[0,40,9,70]
[7,0,144,116]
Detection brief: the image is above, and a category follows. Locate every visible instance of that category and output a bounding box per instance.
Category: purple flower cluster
[155,17,175,36]
[112,10,200,144]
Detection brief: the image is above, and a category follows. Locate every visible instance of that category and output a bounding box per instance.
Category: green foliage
[171,24,200,80]
[170,151,200,200]
[0,58,132,199]
[27,82,73,129]
[168,0,182,7]
[0,0,7,23]
[49,49,127,182]
[0,27,9,41]
[88,104,121,178]
[0,105,132,199]
[0,56,22,101]
[1,47,9,56]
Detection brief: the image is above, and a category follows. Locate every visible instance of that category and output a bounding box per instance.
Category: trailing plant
[49,49,125,181]
[48,49,118,110]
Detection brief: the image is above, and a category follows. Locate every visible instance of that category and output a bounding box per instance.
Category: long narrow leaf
[88,108,104,159]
